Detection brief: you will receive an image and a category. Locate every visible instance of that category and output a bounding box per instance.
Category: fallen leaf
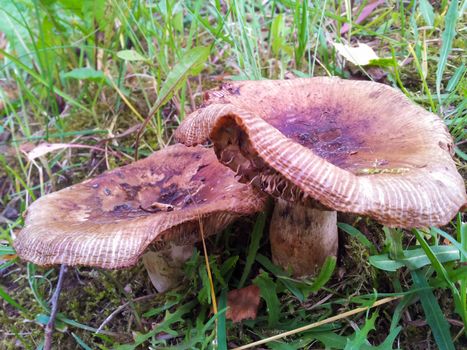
[226,285,261,323]
[22,142,105,161]
[333,42,379,66]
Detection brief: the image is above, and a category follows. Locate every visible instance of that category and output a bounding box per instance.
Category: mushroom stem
[269,199,338,277]
[142,244,193,293]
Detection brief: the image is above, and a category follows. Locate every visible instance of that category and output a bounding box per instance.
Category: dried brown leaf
[226,285,261,323]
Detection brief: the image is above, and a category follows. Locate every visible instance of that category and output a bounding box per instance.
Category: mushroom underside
[14,144,266,268]
[176,78,467,276]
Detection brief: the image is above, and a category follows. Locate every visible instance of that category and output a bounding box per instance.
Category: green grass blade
[419,0,434,26]
[430,227,467,258]
[411,270,455,350]
[436,0,458,101]
[306,256,336,293]
[254,272,280,327]
[238,212,266,288]
[217,290,227,350]
[0,284,28,313]
[71,333,93,350]
[0,245,16,255]
[413,230,460,290]
[413,229,465,326]
[152,45,209,115]
[446,63,465,92]
[255,253,305,301]
[458,215,466,328]
[369,245,460,272]
[337,223,375,253]
[0,49,92,113]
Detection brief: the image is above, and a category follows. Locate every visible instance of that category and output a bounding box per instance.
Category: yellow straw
[232,296,401,350]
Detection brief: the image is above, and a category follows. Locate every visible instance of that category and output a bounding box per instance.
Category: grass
[0,0,466,349]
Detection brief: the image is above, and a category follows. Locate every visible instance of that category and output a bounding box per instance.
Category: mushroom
[175,77,467,276]
[14,144,267,273]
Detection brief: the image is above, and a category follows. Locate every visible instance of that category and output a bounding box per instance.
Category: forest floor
[0,1,466,349]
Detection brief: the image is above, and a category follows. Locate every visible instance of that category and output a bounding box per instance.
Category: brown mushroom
[14,144,267,269]
[175,77,467,276]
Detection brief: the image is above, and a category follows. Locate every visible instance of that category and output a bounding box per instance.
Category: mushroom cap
[14,144,267,268]
[175,77,467,228]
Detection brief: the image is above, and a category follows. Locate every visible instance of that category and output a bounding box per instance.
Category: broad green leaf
[155,46,210,108]
[413,230,460,290]
[344,312,378,350]
[430,227,467,258]
[255,254,304,301]
[369,255,404,272]
[61,68,108,83]
[116,50,147,62]
[338,223,375,253]
[369,245,460,271]
[411,270,455,350]
[383,227,404,259]
[413,229,465,326]
[114,300,197,350]
[436,0,458,99]
[254,272,280,327]
[419,0,434,26]
[312,326,401,350]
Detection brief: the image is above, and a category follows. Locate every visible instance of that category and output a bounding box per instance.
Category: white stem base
[142,245,193,293]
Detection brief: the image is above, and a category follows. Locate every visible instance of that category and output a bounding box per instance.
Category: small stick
[96,293,157,334]
[232,296,401,350]
[44,264,67,350]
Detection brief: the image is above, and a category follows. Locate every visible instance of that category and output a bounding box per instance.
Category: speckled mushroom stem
[269,199,338,277]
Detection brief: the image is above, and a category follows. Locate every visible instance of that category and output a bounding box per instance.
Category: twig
[44,264,67,350]
[96,293,157,334]
[232,296,401,350]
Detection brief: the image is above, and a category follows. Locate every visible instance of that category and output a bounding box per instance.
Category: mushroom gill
[176,77,467,276]
[14,144,267,269]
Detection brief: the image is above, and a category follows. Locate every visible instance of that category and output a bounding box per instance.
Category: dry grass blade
[198,215,218,314]
[232,296,401,350]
